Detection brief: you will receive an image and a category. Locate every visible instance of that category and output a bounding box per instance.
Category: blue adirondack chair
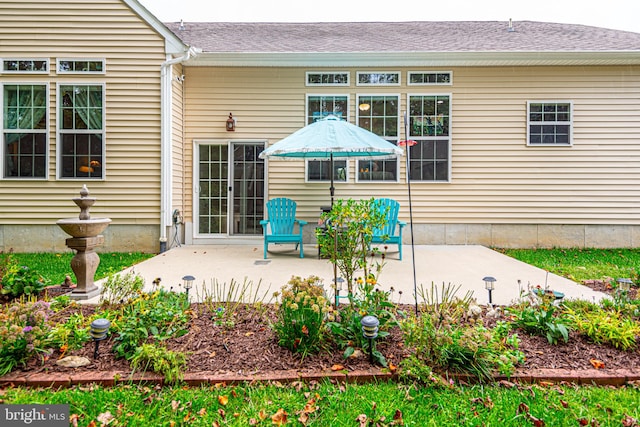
[371,198,406,260]
[260,198,307,259]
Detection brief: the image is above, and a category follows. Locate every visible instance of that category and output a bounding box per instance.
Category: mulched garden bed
[13,281,640,380]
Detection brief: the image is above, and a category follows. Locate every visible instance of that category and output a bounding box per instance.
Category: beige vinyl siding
[0,0,166,225]
[182,65,640,227]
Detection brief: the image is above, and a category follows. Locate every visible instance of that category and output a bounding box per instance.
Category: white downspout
[159,46,199,253]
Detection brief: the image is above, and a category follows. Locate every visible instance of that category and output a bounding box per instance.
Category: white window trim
[526,100,573,147]
[355,93,400,183]
[1,58,50,74]
[406,92,453,183]
[56,82,107,180]
[57,58,106,74]
[407,71,453,86]
[305,71,350,87]
[356,71,401,86]
[0,82,50,180]
[305,93,350,122]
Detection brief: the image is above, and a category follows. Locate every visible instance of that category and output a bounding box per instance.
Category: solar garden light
[333,277,345,309]
[90,318,110,359]
[182,275,195,299]
[617,278,632,293]
[361,315,380,364]
[483,276,496,306]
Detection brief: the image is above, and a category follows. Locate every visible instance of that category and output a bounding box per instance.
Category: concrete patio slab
[88,244,607,306]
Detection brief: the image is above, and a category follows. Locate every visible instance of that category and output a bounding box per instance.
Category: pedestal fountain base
[66,236,104,300]
[56,185,111,301]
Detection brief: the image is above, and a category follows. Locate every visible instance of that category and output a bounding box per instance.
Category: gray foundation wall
[305,223,640,248]
[0,225,160,253]
[2,223,639,253]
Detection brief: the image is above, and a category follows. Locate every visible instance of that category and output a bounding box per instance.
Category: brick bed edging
[1,368,640,388]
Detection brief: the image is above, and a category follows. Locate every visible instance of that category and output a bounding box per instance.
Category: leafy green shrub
[272,276,330,358]
[130,343,187,384]
[99,270,145,306]
[508,303,569,345]
[0,256,49,299]
[0,300,52,375]
[327,279,399,366]
[111,290,190,359]
[46,312,91,355]
[565,307,640,351]
[400,313,524,382]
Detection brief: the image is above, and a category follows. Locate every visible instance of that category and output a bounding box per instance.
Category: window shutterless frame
[356,71,401,86]
[526,101,573,146]
[1,82,50,179]
[56,82,106,180]
[57,59,106,74]
[1,58,49,74]
[407,71,453,86]
[305,71,350,86]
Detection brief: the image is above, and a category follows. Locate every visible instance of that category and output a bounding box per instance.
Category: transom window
[306,72,349,86]
[2,59,49,73]
[408,71,452,85]
[58,59,105,74]
[306,95,349,182]
[2,84,48,178]
[357,95,399,182]
[527,102,572,145]
[408,95,451,181]
[356,72,400,86]
[58,84,105,179]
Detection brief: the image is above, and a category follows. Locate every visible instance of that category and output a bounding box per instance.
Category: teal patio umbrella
[259,115,403,205]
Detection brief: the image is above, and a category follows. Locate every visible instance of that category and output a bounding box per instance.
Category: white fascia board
[184,51,640,67]
[124,0,187,55]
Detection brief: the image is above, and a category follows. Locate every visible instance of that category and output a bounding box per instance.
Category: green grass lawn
[496,248,640,283]
[3,381,639,426]
[1,252,154,286]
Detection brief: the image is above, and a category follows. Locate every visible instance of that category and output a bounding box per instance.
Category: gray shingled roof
[164,21,640,53]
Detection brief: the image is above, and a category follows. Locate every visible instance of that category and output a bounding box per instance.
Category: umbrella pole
[330,152,335,207]
[403,111,419,316]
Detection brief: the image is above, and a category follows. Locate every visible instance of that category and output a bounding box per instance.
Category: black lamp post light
[181,275,195,299]
[361,315,380,364]
[90,318,110,359]
[483,276,496,306]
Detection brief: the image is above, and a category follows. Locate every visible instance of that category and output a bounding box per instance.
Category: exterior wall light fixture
[226,113,235,131]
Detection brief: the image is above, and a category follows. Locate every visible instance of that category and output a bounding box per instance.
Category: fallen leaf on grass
[299,412,310,425]
[171,400,180,411]
[622,414,639,426]
[197,408,206,416]
[356,414,368,427]
[392,409,404,425]
[69,414,80,427]
[218,395,229,405]
[97,411,115,425]
[271,408,288,425]
[590,359,605,369]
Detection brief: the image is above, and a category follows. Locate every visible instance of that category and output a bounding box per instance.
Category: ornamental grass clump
[273,276,330,358]
[0,299,52,375]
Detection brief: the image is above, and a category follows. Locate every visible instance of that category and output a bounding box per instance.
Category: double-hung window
[58,84,105,179]
[2,84,48,178]
[527,101,572,145]
[356,95,399,182]
[408,94,451,181]
[306,95,349,182]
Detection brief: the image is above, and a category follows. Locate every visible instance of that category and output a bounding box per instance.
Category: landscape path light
[361,315,379,364]
[483,276,496,306]
[617,278,632,293]
[182,275,195,299]
[90,318,110,359]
